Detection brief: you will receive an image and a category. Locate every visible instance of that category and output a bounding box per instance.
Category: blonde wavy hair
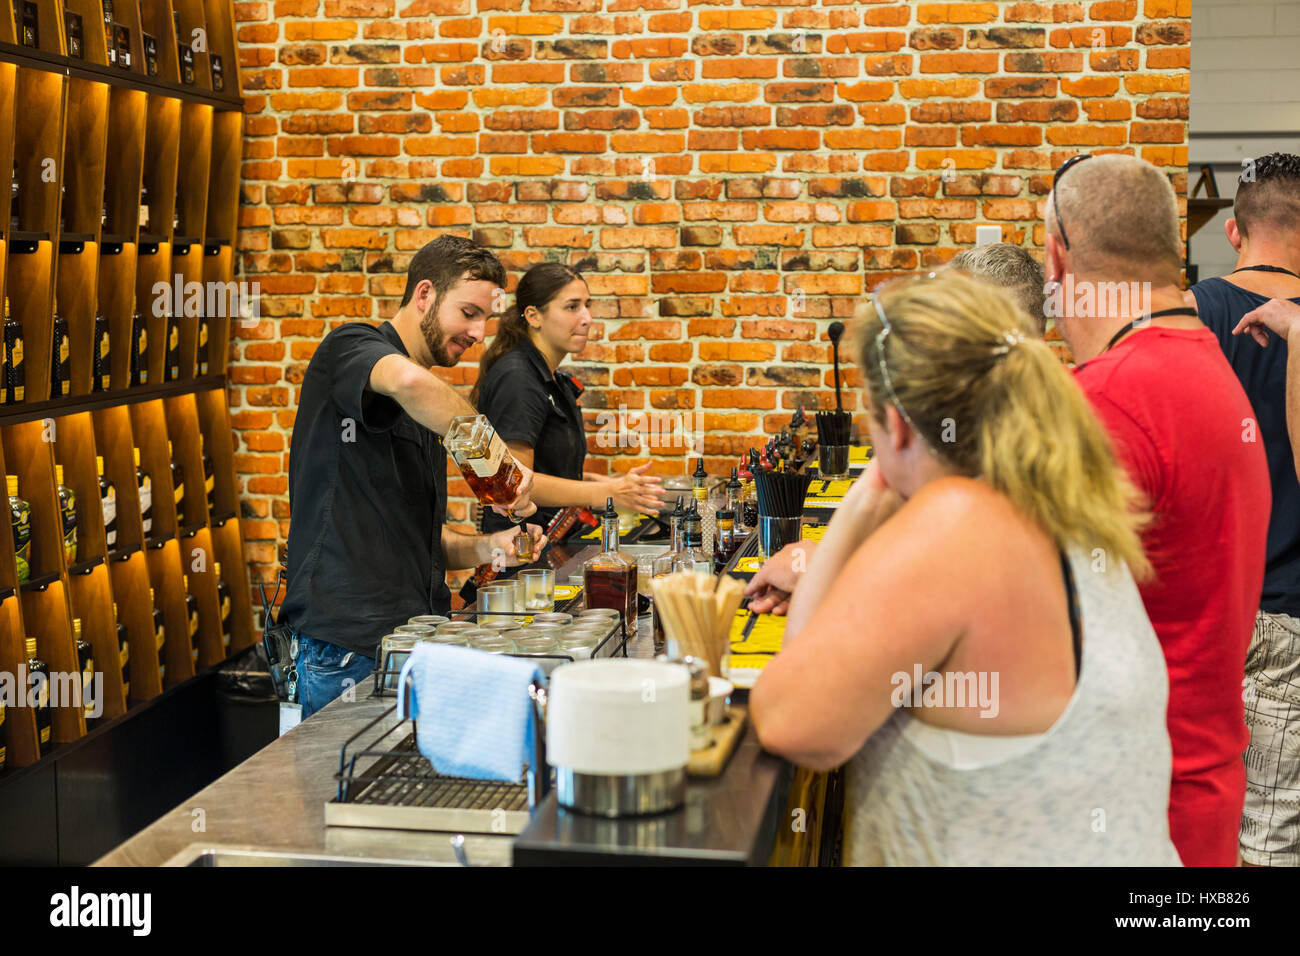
[857,271,1151,579]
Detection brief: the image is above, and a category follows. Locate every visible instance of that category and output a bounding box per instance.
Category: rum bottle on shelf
[215,561,232,652]
[50,307,70,398]
[135,447,152,537]
[8,474,31,583]
[582,497,637,626]
[164,313,180,382]
[183,575,199,668]
[138,182,149,232]
[74,618,94,725]
[92,312,110,392]
[4,295,24,404]
[26,637,50,755]
[444,414,523,515]
[98,455,117,549]
[113,600,129,702]
[200,434,215,515]
[693,458,715,559]
[168,440,184,515]
[150,587,165,684]
[196,315,210,375]
[129,308,147,385]
[55,464,76,564]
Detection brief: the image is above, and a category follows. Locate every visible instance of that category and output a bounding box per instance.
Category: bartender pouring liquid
[280,236,544,718]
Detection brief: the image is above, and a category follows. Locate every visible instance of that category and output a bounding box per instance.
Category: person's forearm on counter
[369,354,476,437]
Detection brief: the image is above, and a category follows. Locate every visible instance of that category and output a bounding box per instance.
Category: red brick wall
[230,0,1190,596]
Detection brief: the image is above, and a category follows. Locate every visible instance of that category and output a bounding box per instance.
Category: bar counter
[93,542,793,867]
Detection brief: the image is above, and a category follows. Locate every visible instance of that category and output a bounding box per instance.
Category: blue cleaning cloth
[396,643,544,783]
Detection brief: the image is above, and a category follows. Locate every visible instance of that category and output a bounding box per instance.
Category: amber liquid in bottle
[583,498,637,625]
[446,415,522,508]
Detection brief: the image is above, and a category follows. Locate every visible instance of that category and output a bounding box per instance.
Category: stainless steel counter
[94,541,791,867]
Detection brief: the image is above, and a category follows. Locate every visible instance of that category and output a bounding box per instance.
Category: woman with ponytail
[473,262,665,539]
[749,271,1181,866]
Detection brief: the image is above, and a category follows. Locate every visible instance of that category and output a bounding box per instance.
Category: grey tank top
[845,547,1183,866]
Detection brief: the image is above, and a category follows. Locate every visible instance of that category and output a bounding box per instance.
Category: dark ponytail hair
[471,262,584,404]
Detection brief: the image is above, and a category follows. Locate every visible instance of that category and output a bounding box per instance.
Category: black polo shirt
[279,321,450,656]
[476,337,586,536]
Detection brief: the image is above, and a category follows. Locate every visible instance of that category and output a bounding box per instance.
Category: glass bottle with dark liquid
[135,447,152,537]
[582,497,637,627]
[444,414,523,515]
[92,312,110,391]
[168,439,184,515]
[74,617,94,725]
[114,600,129,702]
[97,455,116,549]
[55,463,76,564]
[200,433,215,514]
[9,474,31,583]
[129,308,147,386]
[196,316,210,375]
[183,574,199,668]
[26,636,51,755]
[164,313,180,382]
[150,587,165,684]
[215,560,232,652]
[4,295,24,404]
[713,508,737,574]
[50,308,70,398]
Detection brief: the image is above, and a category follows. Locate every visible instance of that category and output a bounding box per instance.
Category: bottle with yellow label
[92,312,110,392]
[114,600,129,702]
[183,573,199,667]
[4,295,24,404]
[196,316,210,375]
[150,586,166,683]
[50,307,70,398]
[0,697,6,771]
[129,308,147,386]
[74,617,95,724]
[201,433,215,515]
[97,455,117,549]
[8,474,31,583]
[215,560,231,652]
[26,637,51,755]
[165,313,180,382]
[168,440,184,512]
[55,463,77,564]
[135,447,152,536]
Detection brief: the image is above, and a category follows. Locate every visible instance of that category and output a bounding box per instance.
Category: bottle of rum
[135,447,152,537]
[164,312,180,381]
[200,433,215,515]
[650,495,687,654]
[138,181,149,232]
[8,474,31,583]
[129,308,147,385]
[183,575,199,668]
[113,600,129,703]
[168,440,184,515]
[444,414,523,514]
[215,560,232,652]
[55,463,77,564]
[582,497,637,626]
[196,315,210,375]
[26,636,50,755]
[150,587,165,684]
[50,307,70,398]
[693,458,715,559]
[4,296,24,404]
[97,455,116,549]
[92,312,110,392]
[74,617,95,725]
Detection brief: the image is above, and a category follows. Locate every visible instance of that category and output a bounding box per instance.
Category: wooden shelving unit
[0,0,245,771]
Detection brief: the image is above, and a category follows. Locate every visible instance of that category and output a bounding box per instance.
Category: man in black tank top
[1190,151,1300,867]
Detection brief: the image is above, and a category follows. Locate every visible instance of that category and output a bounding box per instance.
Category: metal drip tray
[326,733,534,835]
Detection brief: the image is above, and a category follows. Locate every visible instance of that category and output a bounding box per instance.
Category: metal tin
[554,767,686,818]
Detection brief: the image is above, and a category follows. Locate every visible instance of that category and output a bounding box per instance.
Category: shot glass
[519,568,556,614]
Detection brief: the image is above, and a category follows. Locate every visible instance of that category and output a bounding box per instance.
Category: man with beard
[280,235,541,718]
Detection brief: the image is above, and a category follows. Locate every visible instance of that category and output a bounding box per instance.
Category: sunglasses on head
[1051,153,1093,250]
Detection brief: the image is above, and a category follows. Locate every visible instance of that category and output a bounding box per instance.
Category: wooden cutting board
[688,705,747,777]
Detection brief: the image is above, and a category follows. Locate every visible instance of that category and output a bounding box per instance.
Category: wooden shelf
[0,0,248,766]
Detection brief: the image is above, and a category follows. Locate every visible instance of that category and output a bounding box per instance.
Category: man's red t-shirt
[1075,326,1270,867]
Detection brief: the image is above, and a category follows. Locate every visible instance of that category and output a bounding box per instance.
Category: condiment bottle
[678,499,711,575]
[650,495,686,655]
[693,458,715,558]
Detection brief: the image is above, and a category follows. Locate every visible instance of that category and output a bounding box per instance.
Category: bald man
[1045,154,1271,867]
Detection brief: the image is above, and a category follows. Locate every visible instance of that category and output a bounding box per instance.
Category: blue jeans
[295,634,375,719]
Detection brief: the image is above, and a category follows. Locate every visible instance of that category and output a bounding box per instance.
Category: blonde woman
[748,272,1181,866]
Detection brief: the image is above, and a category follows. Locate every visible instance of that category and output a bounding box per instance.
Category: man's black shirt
[1192,277,1300,618]
[280,321,450,656]
[476,337,586,537]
